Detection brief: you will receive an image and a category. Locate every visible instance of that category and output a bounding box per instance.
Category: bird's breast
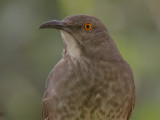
[46,58,134,120]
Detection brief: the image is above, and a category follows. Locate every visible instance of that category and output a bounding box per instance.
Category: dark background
[0,0,160,120]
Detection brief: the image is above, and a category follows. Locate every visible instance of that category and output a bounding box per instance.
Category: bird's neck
[61,31,124,62]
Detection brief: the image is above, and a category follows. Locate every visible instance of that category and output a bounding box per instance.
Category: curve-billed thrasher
[39,15,135,120]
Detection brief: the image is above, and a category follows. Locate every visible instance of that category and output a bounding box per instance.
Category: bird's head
[40,15,122,61]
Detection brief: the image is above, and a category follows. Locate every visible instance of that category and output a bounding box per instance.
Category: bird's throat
[61,31,81,58]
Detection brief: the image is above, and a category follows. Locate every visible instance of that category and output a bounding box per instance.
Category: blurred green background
[0,0,160,120]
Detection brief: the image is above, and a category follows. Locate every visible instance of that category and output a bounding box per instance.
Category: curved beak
[39,20,65,30]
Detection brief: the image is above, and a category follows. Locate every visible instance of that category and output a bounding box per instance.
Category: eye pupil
[86,25,90,28]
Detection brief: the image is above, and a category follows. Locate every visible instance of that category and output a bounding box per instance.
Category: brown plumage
[39,15,135,120]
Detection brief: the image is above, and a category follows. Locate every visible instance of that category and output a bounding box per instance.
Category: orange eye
[84,23,92,31]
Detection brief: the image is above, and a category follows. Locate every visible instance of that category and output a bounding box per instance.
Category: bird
[39,15,135,120]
